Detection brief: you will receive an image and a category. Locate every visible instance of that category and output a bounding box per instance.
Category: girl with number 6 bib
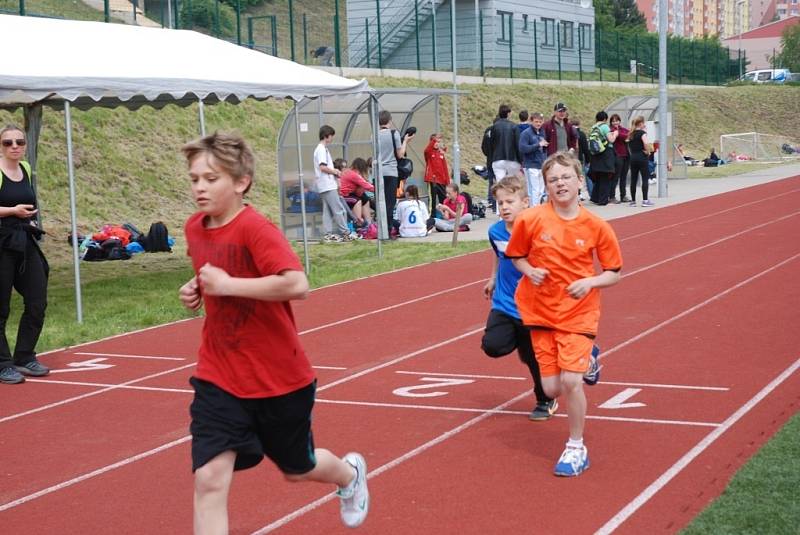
[396,184,434,238]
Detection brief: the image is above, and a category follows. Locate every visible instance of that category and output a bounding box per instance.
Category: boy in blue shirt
[481,176,556,420]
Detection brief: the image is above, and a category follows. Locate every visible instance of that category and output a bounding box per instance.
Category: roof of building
[731,15,799,40]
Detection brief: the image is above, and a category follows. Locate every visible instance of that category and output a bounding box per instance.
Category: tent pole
[370,95,383,256]
[24,104,43,228]
[198,98,206,136]
[293,102,310,273]
[451,0,460,186]
[64,101,84,323]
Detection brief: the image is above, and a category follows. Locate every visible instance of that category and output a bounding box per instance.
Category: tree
[593,0,647,32]
[774,24,800,71]
[611,0,647,30]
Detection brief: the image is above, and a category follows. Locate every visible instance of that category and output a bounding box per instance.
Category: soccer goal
[719,132,800,161]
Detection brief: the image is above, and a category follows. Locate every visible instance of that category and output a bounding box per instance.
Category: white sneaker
[554,444,590,477]
[338,452,369,528]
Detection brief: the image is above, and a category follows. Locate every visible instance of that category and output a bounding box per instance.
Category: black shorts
[189,377,317,474]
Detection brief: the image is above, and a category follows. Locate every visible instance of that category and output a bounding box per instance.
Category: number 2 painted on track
[392,377,475,398]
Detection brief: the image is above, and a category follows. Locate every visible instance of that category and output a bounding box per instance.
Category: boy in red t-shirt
[506,152,622,477]
[179,132,369,532]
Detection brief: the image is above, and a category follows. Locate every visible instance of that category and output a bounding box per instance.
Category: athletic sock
[567,438,584,449]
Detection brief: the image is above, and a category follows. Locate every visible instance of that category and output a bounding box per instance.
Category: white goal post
[720,132,800,161]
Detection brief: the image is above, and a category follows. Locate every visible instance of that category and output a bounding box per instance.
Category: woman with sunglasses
[0,124,50,384]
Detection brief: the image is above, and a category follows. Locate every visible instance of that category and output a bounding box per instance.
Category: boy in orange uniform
[179,132,369,532]
[506,152,622,477]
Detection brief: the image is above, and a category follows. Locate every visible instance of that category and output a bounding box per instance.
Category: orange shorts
[530,329,594,377]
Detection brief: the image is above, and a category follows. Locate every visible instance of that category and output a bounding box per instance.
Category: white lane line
[0,363,197,425]
[601,381,729,391]
[315,399,721,428]
[298,279,486,335]
[595,357,800,535]
[602,253,800,362]
[247,252,800,531]
[394,370,527,381]
[27,379,194,394]
[73,352,186,361]
[312,365,347,370]
[251,390,532,534]
[3,232,796,513]
[0,435,192,513]
[622,211,799,279]
[317,327,486,392]
[619,188,800,243]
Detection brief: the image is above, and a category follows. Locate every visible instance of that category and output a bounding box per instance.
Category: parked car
[739,69,791,83]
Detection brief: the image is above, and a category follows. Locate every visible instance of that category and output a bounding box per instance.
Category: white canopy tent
[0,14,369,322]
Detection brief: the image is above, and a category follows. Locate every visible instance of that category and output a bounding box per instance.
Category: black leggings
[612,155,630,200]
[0,239,48,367]
[629,158,650,201]
[481,309,550,405]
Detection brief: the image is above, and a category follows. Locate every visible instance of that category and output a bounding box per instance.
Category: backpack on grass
[142,222,171,252]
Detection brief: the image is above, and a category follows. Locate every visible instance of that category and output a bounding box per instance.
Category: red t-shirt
[185,205,315,398]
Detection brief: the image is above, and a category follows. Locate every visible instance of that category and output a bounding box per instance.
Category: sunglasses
[1,139,26,147]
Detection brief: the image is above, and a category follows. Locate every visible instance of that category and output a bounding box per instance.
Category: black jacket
[576,128,590,165]
[488,118,521,163]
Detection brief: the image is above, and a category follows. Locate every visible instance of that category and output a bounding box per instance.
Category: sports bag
[391,130,413,179]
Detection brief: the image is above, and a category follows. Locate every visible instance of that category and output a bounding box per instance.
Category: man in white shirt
[314,125,352,242]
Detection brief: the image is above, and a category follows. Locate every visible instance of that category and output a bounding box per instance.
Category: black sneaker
[0,367,25,384]
[15,360,50,377]
[529,399,558,421]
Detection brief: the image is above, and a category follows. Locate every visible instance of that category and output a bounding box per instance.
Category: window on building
[522,14,529,33]
[561,21,574,48]
[498,11,512,42]
[542,17,555,46]
[579,23,592,50]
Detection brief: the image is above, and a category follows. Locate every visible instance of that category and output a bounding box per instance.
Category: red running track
[1,177,798,534]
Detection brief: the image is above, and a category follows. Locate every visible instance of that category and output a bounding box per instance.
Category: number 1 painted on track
[393,377,475,398]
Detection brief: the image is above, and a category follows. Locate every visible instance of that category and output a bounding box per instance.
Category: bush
[179,0,236,37]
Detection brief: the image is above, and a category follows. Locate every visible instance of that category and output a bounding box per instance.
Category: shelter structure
[0,14,369,322]
[604,94,689,180]
[277,89,462,244]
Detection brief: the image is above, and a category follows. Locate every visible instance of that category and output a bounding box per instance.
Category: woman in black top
[0,124,49,384]
[627,116,654,207]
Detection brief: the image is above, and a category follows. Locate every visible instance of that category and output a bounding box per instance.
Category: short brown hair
[181,131,255,194]
[541,151,583,182]
[491,175,527,198]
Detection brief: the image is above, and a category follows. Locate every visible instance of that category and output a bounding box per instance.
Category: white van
[739,69,791,83]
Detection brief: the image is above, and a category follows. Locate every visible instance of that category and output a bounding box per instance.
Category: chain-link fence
[6,0,744,85]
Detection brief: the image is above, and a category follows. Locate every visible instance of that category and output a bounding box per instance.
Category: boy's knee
[560,372,583,391]
[194,464,229,495]
[481,337,513,358]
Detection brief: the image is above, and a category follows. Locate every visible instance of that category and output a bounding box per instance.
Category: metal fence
[8,0,745,85]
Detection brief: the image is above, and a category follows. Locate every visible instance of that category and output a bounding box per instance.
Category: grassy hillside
[2,80,797,264]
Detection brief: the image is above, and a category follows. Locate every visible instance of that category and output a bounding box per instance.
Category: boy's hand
[526,267,549,286]
[483,279,495,300]
[566,278,593,299]
[179,276,203,311]
[198,263,231,296]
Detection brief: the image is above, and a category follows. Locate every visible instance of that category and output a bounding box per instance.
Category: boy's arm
[483,256,500,300]
[565,269,621,299]
[198,263,309,301]
[511,257,549,285]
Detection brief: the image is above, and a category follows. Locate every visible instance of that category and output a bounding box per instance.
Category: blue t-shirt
[488,220,522,319]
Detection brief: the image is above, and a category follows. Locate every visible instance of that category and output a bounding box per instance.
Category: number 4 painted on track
[393,377,475,398]
[50,357,115,374]
[598,388,646,409]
